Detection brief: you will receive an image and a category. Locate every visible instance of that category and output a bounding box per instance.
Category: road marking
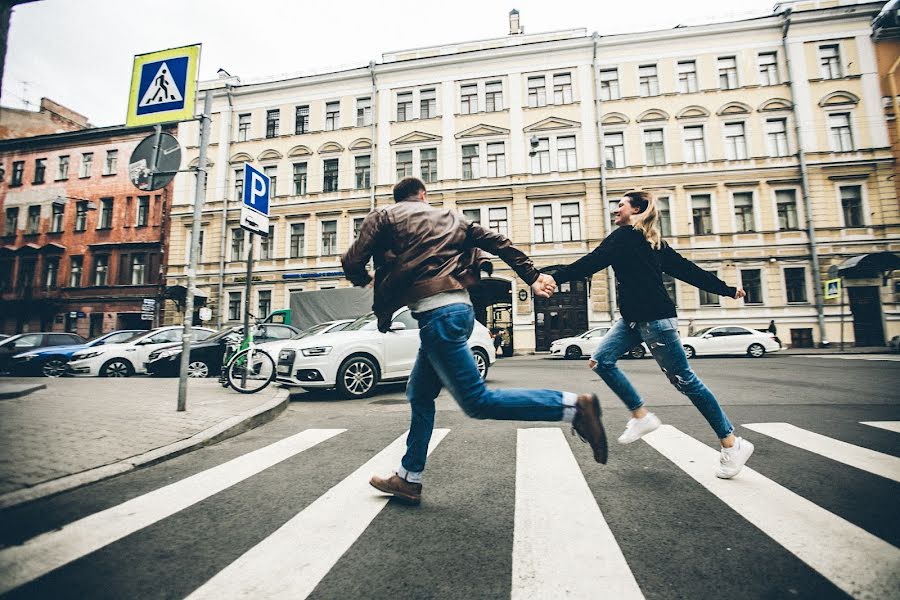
[512,428,644,600]
[0,428,345,595]
[642,425,900,600]
[744,423,900,483]
[796,354,900,362]
[861,421,900,434]
[186,429,450,600]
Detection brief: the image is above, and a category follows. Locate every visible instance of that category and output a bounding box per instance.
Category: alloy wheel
[343,361,375,395]
[42,359,67,377]
[104,361,130,377]
[473,350,487,379]
[188,361,210,378]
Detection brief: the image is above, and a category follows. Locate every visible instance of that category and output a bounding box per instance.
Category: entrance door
[847,286,884,346]
[534,280,588,351]
[89,313,104,338]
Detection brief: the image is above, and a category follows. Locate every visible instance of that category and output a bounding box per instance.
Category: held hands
[733,287,746,300]
[531,273,557,298]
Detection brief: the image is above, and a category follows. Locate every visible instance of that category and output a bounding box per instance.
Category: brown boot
[571,394,608,464]
[369,473,422,505]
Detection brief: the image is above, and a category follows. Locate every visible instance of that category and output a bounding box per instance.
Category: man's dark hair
[393,177,426,202]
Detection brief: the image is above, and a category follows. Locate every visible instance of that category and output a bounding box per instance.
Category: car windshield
[295,322,333,339]
[342,313,378,331]
[89,331,143,346]
[205,327,241,343]
[692,327,714,337]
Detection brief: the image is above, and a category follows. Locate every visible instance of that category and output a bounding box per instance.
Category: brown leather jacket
[342,199,540,332]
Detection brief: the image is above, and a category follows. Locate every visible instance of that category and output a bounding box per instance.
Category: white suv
[276,308,495,398]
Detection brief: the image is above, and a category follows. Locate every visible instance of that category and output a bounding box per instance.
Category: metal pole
[840,278,845,351]
[241,232,255,388]
[218,83,235,330]
[177,91,213,411]
[148,124,162,191]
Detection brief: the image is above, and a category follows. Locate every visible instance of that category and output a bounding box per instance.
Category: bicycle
[219,316,276,394]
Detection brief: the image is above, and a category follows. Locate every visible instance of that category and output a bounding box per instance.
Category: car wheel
[188,360,210,378]
[747,343,766,358]
[100,359,133,378]
[336,356,379,398]
[628,345,646,359]
[564,345,582,360]
[683,345,696,359]
[473,348,490,380]
[41,357,68,377]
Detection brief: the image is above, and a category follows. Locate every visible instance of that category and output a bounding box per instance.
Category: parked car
[549,327,650,360]
[9,330,144,377]
[253,319,355,367]
[890,335,900,353]
[145,323,301,378]
[67,326,216,377]
[0,332,86,374]
[276,308,495,398]
[681,325,780,358]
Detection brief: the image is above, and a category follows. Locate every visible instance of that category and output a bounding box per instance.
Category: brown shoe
[369,473,422,505]
[571,394,608,464]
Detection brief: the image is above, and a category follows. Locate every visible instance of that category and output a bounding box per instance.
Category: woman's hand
[734,287,746,299]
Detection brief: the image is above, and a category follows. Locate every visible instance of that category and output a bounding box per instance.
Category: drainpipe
[781,9,829,346]
[591,32,617,322]
[369,61,377,211]
[889,55,900,172]
[217,83,235,329]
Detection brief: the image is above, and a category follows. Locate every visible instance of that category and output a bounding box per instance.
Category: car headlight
[154,348,181,360]
[301,346,332,357]
[16,353,38,361]
[73,351,103,360]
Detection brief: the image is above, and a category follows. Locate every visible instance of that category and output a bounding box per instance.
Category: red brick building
[0,98,91,140]
[0,124,176,337]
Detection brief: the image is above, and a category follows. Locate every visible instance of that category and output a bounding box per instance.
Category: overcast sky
[3,0,778,126]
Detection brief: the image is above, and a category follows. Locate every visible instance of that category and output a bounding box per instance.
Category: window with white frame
[657,196,672,236]
[485,81,503,112]
[263,165,277,196]
[462,208,481,224]
[533,204,553,242]
[103,150,118,175]
[784,267,807,303]
[293,162,307,195]
[461,145,480,180]
[228,291,242,321]
[321,220,337,255]
[527,76,546,107]
[356,97,372,127]
[639,64,659,97]
[420,148,438,182]
[233,168,244,200]
[69,256,82,287]
[57,155,69,180]
[553,73,573,104]
[238,113,251,141]
[397,91,413,121]
[136,196,150,227]
[266,109,280,138]
[599,68,620,100]
[560,202,581,241]
[644,129,665,165]
[724,122,747,160]
[819,44,842,79]
[488,207,508,236]
[766,118,789,157]
[691,194,713,235]
[420,88,436,118]
[325,101,340,131]
[683,125,706,162]
[677,60,698,93]
[557,136,577,171]
[460,84,478,114]
[840,185,864,227]
[758,52,779,85]
[486,142,506,177]
[829,113,853,152]
[718,56,738,90]
[604,132,625,168]
[258,290,272,317]
[295,105,309,134]
[355,155,371,189]
[741,269,763,304]
[775,189,799,230]
[231,228,245,261]
[259,226,274,260]
[323,158,339,192]
[733,192,755,232]
[80,152,93,178]
[353,217,365,240]
[51,203,64,232]
[289,222,305,258]
[396,150,413,180]
[699,271,720,305]
[531,138,550,174]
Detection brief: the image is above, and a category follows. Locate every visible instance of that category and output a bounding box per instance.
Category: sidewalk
[0,378,289,510]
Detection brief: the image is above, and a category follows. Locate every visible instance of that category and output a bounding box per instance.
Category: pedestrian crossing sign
[126,44,201,127]
[824,278,841,300]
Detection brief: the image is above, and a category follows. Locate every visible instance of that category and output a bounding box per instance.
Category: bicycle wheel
[226,347,276,394]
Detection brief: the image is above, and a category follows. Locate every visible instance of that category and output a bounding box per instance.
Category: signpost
[129,131,181,191]
[126,45,200,128]
[239,165,271,382]
[824,278,841,300]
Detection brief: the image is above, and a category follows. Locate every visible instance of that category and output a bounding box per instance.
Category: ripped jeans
[591,317,734,439]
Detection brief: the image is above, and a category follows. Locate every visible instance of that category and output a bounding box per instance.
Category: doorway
[534,279,588,351]
[847,286,884,346]
[470,278,514,355]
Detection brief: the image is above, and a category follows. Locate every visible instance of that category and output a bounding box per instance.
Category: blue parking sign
[240,163,270,236]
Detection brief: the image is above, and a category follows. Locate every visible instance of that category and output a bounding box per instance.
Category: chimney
[509,9,523,35]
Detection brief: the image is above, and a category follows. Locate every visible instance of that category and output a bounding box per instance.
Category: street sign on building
[824,278,842,300]
[198,307,212,322]
[126,44,201,127]
[129,132,182,191]
[240,163,270,237]
[141,298,157,321]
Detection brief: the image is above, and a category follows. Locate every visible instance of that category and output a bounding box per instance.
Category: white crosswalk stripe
[797,354,900,362]
[185,429,449,600]
[744,422,900,482]
[861,421,900,434]
[0,428,345,596]
[642,425,900,600]
[512,428,644,600]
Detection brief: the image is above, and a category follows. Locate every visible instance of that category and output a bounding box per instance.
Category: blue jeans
[401,303,574,479]
[591,318,734,440]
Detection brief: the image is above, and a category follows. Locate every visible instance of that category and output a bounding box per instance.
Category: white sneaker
[617,413,662,444]
[716,437,755,479]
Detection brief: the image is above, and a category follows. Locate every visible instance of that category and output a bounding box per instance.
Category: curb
[0,383,47,400]
[0,388,290,511]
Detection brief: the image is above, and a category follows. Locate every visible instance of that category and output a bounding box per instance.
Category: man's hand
[733,287,746,300]
[531,274,557,298]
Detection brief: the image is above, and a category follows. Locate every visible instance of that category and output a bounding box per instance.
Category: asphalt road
[1,354,898,600]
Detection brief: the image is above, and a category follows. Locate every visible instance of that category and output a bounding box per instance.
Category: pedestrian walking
[687,318,696,337]
[767,319,782,347]
[342,177,608,505]
[547,190,754,479]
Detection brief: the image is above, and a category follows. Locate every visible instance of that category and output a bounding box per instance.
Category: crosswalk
[1,420,898,599]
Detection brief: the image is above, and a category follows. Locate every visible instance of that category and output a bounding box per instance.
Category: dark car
[9,330,144,377]
[145,323,301,378]
[0,332,86,374]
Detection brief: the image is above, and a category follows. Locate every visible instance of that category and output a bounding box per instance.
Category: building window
[11,161,24,186]
[699,271,720,305]
[733,192,755,232]
[485,81,502,112]
[420,89,436,119]
[662,273,678,306]
[644,129,665,165]
[396,150,413,180]
[560,202,581,241]
[557,136,577,171]
[486,143,506,177]
[17,258,35,289]
[677,60,698,93]
[829,113,853,152]
[56,155,69,180]
[255,226,273,260]
[323,158,339,192]
[533,204,553,243]
[724,122,747,160]
[420,148,438,182]
[531,138,550,174]
[79,153,93,178]
[604,132,625,168]
[527,76,546,107]
[840,185,864,227]
[638,65,659,97]
[461,145,480,180]
[103,150,118,175]
[26,205,41,234]
[325,101,340,131]
[718,56,738,90]
[488,207,508,236]
[263,165,277,196]
[321,220,337,255]
[238,113,251,141]
[51,203,64,232]
[136,196,150,227]
[776,189,799,230]
[43,258,59,288]
[231,228,245,261]
[75,201,88,231]
[130,254,146,285]
[291,162,307,196]
[290,223,305,258]
[295,105,309,134]
[33,158,47,183]
[93,255,109,286]
[258,290,272,318]
[657,197,672,236]
[397,91,413,121]
[785,267,807,303]
[228,292,242,321]
[353,217,365,240]
[819,44,842,79]
[355,155,371,189]
[462,208,481,224]
[758,52,779,85]
[98,199,114,229]
[553,73,573,104]
[266,109,280,138]
[69,256,83,287]
[233,168,244,200]
[691,195,712,235]
[599,69,620,101]
[766,118,789,157]
[741,269,762,304]
[356,97,372,127]
[683,126,706,162]
[460,84,478,114]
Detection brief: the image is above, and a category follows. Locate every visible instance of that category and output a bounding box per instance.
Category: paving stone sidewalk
[0,378,287,507]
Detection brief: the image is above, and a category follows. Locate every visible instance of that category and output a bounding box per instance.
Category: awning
[165,284,209,307]
[40,242,66,252]
[837,252,900,279]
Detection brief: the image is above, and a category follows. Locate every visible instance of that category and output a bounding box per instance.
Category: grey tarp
[288,287,374,330]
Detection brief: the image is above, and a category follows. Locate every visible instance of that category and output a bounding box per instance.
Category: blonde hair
[625,190,662,250]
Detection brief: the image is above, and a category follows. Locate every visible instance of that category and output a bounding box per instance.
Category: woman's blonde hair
[625,190,662,250]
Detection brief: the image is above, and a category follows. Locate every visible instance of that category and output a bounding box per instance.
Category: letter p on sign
[250,172,267,206]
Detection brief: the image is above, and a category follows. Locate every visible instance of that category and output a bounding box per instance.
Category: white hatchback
[549,326,650,360]
[276,308,496,398]
[681,325,781,358]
